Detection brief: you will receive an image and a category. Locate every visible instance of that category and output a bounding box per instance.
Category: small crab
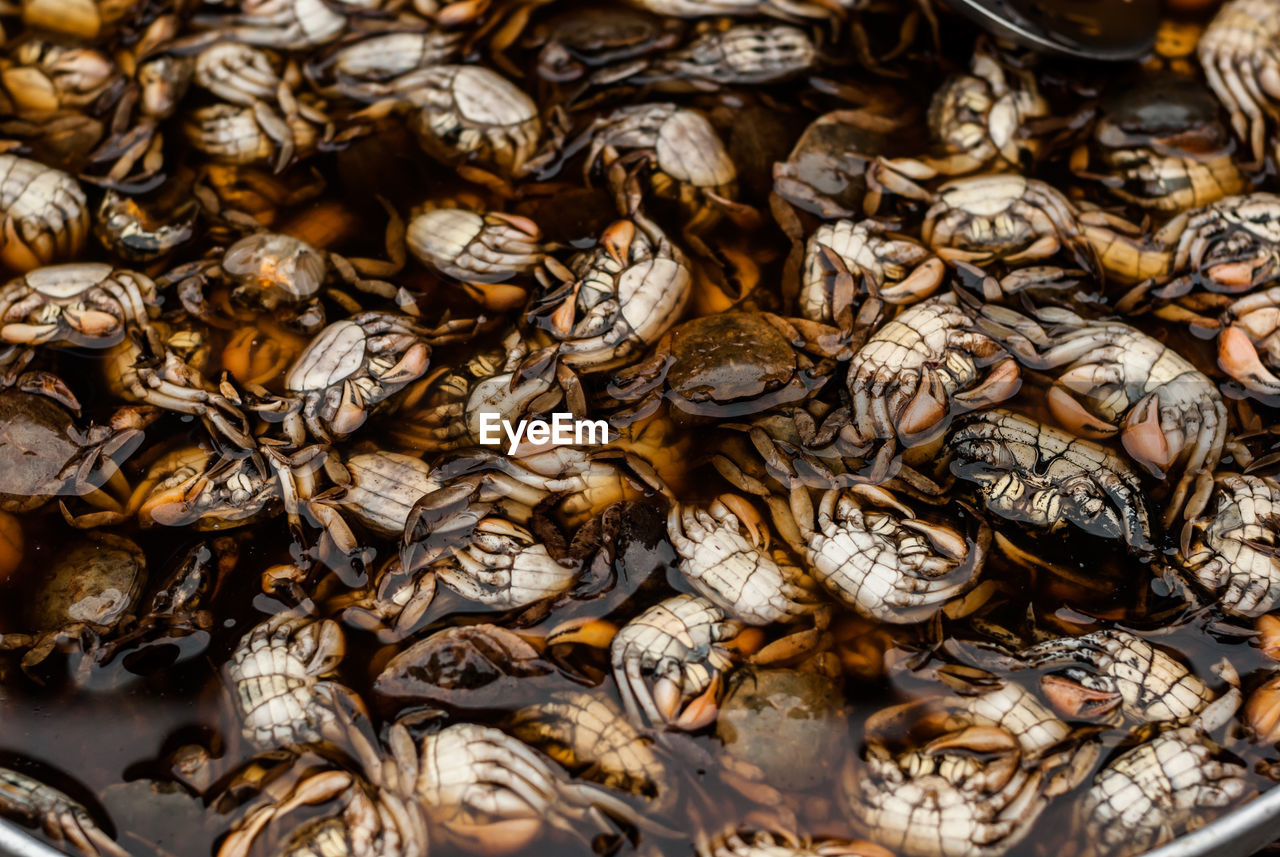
[304,30,463,101]
[261,311,475,443]
[225,612,369,750]
[1197,0,1280,166]
[400,64,542,181]
[610,311,847,423]
[1182,474,1280,616]
[871,40,1050,182]
[800,219,945,330]
[524,209,692,376]
[667,494,821,625]
[0,767,130,857]
[1017,630,1218,725]
[786,483,983,624]
[0,388,153,524]
[406,207,547,310]
[978,305,1226,523]
[0,263,159,349]
[844,293,1020,464]
[0,154,90,272]
[578,102,737,233]
[602,593,744,730]
[1070,72,1245,214]
[0,532,146,676]
[1076,690,1249,857]
[163,227,401,335]
[948,409,1154,551]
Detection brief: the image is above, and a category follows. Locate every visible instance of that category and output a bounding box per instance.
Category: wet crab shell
[0,392,111,511]
[0,154,89,272]
[28,532,146,632]
[222,232,328,306]
[662,313,817,413]
[286,318,385,393]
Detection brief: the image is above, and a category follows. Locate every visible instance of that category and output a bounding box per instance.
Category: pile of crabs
[9,0,1280,857]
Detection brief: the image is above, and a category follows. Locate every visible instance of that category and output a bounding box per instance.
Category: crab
[257,311,476,443]
[0,531,146,677]
[0,387,154,525]
[162,225,402,336]
[0,263,160,349]
[609,311,848,423]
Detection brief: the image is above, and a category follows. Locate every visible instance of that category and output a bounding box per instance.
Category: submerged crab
[0,532,146,675]
[599,593,744,730]
[1182,474,1280,616]
[979,306,1226,524]
[0,767,130,857]
[948,410,1154,551]
[262,311,474,443]
[0,264,159,349]
[609,311,846,422]
[0,388,152,523]
[1198,0,1280,166]
[786,483,983,624]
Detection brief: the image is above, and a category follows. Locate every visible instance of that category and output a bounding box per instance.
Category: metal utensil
[942,0,1161,61]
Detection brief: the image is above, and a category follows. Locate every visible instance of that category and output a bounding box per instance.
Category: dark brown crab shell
[660,313,825,417]
[28,532,146,632]
[0,390,130,511]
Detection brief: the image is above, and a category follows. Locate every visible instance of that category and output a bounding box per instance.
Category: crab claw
[951,359,1021,411]
[1207,258,1265,292]
[897,368,948,441]
[600,219,635,267]
[900,518,967,560]
[1219,324,1280,395]
[1121,394,1175,479]
[1040,674,1121,719]
[718,493,769,550]
[1047,385,1117,439]
[672,673,721,731]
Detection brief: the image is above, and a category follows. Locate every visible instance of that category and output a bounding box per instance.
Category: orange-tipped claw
[1047,385,1116,439]
[1121,394,1175,478]
[898,371,947,439]
[1040,674,1121,719]
[1207,260,1260,292]
[953,359,1021,410]
[600,220,635,267]
[1220,324,1280,393]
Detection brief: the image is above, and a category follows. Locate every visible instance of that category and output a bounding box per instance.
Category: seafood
[1198,0,1280,165]
[0,155,89,272]
[0,767,129,857]
[507,690,669,804]
[225,612,367,749]
[844,709,1086,857]
[526,210,692,374]
[607,593,743,729]
[1071,74,1245,213]
[1182,474,1280,616]
[0,263,158,348]
[800,219,945,327]
[579,103,735,230]
[0,532,146,673]
[1018,630,1217,724]
[267,311,467,442]
[948,410,1154,551]
[845,294,1020,459]
[618,23,817,90]
[873,42,1049,181]
[406,208,546,307]
[389,721,642,854]
[786,483,982,623]
[610,311,845,421]
[1155,193,1280,296]
[979,307,1226,523]
[1076,692,1249,857]
[667,494,819,625]
[403,65,542,179]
